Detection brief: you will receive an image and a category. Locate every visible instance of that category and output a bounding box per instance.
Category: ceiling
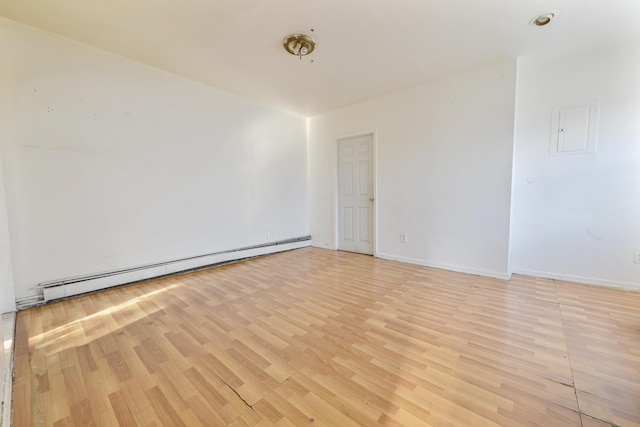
[1,0,640,117]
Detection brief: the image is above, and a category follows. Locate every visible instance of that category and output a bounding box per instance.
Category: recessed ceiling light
[530,10,559,27]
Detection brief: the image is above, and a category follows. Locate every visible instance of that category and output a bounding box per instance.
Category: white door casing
[338,134,374,255]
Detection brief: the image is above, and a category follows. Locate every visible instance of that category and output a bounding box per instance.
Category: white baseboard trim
[311,242,337,250]
[511,268,640,291]
[1,312,16,427]
[39,237,311,303]
[376,252,512,280]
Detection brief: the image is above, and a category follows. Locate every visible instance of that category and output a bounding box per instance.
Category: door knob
[369,197,374,202]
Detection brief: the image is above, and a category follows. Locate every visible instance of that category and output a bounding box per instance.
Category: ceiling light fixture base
[283,34,316,59]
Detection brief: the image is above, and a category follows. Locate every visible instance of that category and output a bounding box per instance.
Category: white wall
[0,27,16,314]
[0,18,308,303]
[511,40,640,289]
[0,160,15,313]
[308,60,517,279]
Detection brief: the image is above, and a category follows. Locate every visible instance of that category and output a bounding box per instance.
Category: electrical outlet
[267,231,273,241]
[400,233,407,243]
[635,252,640,264]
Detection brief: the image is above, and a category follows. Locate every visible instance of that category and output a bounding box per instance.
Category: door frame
[334,129,378,256]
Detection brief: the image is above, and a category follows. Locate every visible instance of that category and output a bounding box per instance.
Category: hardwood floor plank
[52,417,73,427]
[145,386,185,427]
[68,399,95,427]
[108,390,139,427]
[12,247,639,426]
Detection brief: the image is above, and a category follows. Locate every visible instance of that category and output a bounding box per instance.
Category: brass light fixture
[283,34,316,60]
[530,10,559,26]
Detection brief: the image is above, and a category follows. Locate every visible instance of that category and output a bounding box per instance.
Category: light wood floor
[12,247,640,426]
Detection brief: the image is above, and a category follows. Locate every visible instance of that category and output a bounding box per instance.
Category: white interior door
[338,134,374,255]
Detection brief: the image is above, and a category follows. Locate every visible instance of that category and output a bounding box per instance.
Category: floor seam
[553,279,584,427]
[551,283,624,427]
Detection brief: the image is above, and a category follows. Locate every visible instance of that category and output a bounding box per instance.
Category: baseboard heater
[39,236,311,303]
